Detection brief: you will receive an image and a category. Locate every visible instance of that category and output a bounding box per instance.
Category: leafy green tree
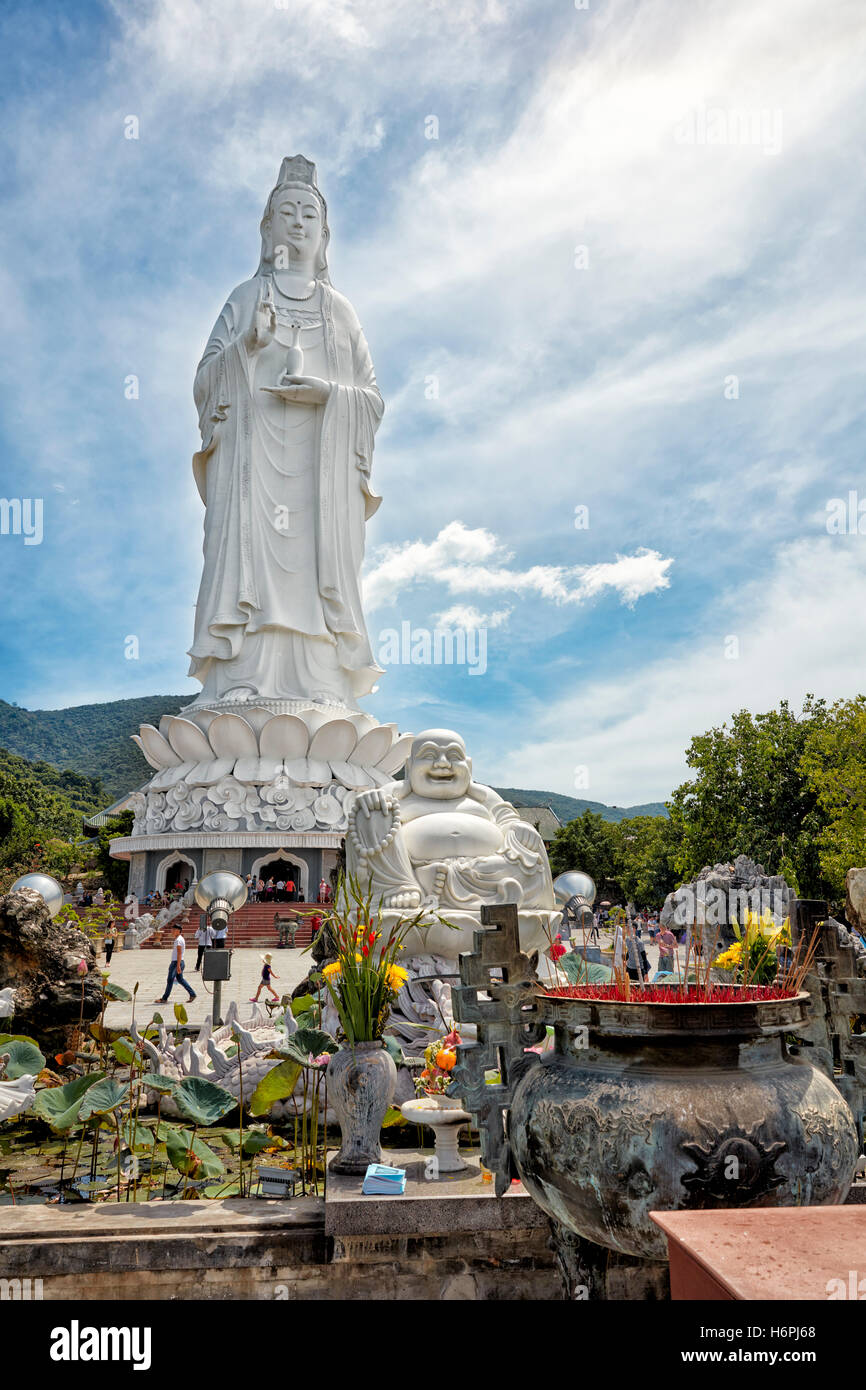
[95,810,135,897]
[548,810,622,896]
[616,815,681,908]
[667,698,832,899]
[800,696,866,897]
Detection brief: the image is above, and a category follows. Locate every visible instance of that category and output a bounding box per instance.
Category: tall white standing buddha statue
[188,154,384,708]
[113,155,557,971]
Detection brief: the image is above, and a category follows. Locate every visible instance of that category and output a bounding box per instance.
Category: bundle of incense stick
[544,983,796,1003]
[779,918,823,995]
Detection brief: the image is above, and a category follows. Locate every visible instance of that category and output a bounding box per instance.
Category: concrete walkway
[101,946,312,1030]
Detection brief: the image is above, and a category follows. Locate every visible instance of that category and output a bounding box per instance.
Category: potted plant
[315,877,414,1175]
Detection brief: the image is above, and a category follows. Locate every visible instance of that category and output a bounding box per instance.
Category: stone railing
[123,890,193,949]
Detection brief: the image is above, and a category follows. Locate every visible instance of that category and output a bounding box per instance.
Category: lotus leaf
[163,1127,225,1179]
[173,1077,236,1126]
[78,1078,129,1119]
[32,1072,106,1131]
[249,1060,302,1117]
[0,1038,46,1079]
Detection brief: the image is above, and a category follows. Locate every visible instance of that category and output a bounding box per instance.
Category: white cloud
[363,521,672,613]
[496,537,866,806]
[434,603,511,630]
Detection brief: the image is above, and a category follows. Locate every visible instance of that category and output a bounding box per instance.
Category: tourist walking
[194,914,212,970]
[154,925,197,1003]
[250,953,279,1004]
[103,919,118,964]
[656,926,677,974]
[625,927,644,984]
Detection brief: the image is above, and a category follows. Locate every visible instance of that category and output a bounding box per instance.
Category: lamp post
[193,871,248,1026]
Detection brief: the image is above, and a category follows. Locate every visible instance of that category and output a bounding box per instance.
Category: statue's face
[270,191,324,266]
[408,730,472,799]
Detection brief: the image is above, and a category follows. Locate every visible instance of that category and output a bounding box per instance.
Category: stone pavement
[100,927,669,1030]
[101,946,311,1030]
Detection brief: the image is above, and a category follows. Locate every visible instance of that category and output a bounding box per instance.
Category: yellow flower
[322,961,342,979]
[386,965,409,991]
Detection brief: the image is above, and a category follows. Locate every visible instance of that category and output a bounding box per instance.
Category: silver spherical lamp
[10,873,65,919]
[194,871,248,931]
[553,870,597,907]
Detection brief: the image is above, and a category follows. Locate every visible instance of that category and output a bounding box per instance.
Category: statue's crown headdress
[275,154,318,190]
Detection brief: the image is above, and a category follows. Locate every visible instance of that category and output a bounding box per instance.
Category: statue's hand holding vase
[276,375,331,405]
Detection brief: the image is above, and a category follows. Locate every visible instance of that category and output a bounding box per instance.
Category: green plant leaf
[249,1060,302,1116]
[290,1009,318,1032]
[201,1180,243,1198]
[173,1077,236,1126]
[173,1003,188,1025]
[89,1022,124,1044]
[242,1128,285,1157]
[139,1072,179,1094]
[290,994,316,1017]
[78,1078,129,1119]
[382,1106,407,1129]
[0,1038,45,1079]
[120,1121,154,1151]
[163,1127,225,1178]
[102,980,132,1002]
[111,1037,137,1065]
[558,954,614,985]
[278,1028,338,1067]
[151,1012,164,1025]
[381,1034,405,1067]
[31,1072,106,1131]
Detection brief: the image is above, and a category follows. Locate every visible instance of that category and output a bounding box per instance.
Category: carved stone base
[548,1219,670,1301]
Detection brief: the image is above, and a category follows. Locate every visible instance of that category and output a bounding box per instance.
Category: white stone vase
[328,1041,397,1175]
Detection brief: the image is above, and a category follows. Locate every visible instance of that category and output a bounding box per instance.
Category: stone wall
[0,1194,559,1302]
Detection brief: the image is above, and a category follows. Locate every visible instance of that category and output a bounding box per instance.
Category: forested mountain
[0,697,668,819]
[0,696,184,801]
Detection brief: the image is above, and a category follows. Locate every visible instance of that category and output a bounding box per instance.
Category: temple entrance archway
[155,852,196,894]
[250,851,308,901]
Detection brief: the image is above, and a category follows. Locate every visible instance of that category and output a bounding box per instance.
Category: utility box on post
[202,949,232,982]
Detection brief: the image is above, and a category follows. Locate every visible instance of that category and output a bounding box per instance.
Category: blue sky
[0,0,864,804]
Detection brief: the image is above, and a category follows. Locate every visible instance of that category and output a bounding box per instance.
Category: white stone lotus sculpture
[0,1075,36,1123]
[131,704,413,837]
[0,987,16,1019]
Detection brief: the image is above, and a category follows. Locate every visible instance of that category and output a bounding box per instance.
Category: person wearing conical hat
[250,952,280,1004]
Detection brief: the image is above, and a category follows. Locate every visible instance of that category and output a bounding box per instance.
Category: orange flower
[435,1049,457,1071]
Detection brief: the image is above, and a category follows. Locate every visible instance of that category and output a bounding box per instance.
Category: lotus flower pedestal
[109,700,414,901]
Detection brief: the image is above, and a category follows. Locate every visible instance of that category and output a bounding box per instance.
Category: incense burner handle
[449,904,547,1195]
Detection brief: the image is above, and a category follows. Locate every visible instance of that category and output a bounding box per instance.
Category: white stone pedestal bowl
[400,1095,473,1174]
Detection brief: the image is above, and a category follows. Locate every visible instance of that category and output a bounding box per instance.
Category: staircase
[138,902,321,950]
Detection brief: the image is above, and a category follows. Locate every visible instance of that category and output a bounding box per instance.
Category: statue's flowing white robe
[188,276,383,705]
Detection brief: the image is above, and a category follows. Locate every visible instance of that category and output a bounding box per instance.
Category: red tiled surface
[650,1207,866,1300]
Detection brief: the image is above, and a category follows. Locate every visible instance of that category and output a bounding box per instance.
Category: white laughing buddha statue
[345,729,556,959]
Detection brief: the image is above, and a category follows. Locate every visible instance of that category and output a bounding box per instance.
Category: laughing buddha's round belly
[402,812,504,863]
